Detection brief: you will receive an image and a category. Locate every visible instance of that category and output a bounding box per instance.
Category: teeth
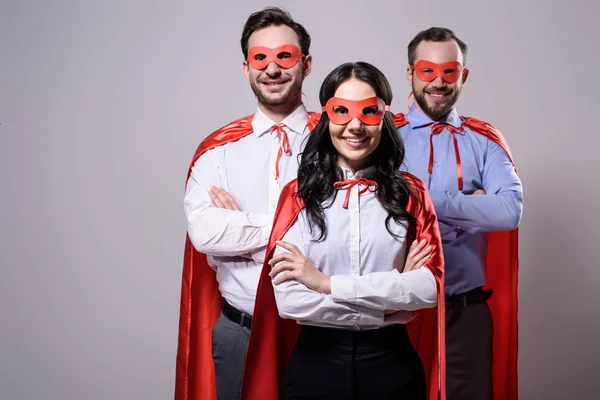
[345,138,365,143]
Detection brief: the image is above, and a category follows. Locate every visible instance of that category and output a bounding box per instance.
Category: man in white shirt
[174,7,319,400]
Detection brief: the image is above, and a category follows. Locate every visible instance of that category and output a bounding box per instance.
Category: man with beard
[174,7,319,400]
[395,27,523,400]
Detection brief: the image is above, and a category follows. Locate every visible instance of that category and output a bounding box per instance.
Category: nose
[347,117,364,132]
[264,61,282,77]
[431,76,447,88]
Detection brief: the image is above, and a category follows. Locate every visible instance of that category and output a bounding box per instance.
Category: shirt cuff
[330,275,356,303]
[257,212,275,243]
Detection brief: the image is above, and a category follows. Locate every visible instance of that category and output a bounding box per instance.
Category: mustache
[425,88,452,95]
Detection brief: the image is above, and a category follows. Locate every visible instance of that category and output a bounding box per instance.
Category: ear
[406,65,414,85]
[242,60,250,81]
[462,67,469,84]
[302,54,313,78]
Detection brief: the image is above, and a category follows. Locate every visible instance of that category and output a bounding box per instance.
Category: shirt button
[435,162,440,167]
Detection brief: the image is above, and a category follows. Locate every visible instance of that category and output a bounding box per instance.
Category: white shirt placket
[348,184,361,275]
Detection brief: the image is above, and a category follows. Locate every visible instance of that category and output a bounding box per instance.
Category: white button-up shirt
[184,104,311,315]
[273,166,437,330]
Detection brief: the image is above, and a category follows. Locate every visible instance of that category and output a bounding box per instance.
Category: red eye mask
[247,45,304,70]
[411,60,466,83]
[322,97,390,125]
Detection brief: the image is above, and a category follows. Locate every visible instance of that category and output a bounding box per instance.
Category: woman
[241,62,445,400]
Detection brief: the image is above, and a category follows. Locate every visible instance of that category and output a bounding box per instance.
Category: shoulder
[462,116,505,143]
[307,111,322,129]
[186,114,254,175]
[397,171,430,215]
[197,114,254,151]
[281,178,299,193]
[461,116,515,164]
[398,171,426,192]
[199,114,254,148]
[392,112,409,127]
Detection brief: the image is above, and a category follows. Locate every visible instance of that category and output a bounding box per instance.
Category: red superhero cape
[174,112,321,400]
[241,174,447,400]
[393,112,520,400]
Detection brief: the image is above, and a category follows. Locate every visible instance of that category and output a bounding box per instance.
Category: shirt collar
[406,103,464,130]
[251,103,309,138]
[339,165,378,180]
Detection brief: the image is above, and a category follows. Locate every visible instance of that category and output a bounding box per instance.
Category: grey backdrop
[1,0,599,399]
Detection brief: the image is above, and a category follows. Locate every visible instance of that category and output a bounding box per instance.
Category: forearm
[330,267,437,311]
[273,278,385,327]
[185,182,273,255]
[430,190,522,233]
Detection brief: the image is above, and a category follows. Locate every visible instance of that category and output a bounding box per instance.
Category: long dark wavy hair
[297,61,416,240]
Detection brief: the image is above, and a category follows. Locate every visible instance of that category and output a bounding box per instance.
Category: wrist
[320,276,331,294]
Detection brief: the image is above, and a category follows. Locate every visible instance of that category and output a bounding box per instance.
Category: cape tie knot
[429,122,464,136]
[270,124,291,180]
[333,178,378,209]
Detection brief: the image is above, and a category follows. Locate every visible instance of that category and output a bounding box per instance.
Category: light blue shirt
[399,105,523,296]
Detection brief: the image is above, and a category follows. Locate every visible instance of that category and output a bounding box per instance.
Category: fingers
[414,246,432,262]
[404,241,433,272]
[407,239,427,258]
[269,262,295,278]
[271,266,299,285]
[405,254,431,272]
[210,187,241,211]
[209,187,226,208]
[473,189,486,195]
[268,251,296,266]
[275,240,301,256]
[273,271,297,285]
[412,253,432,270]
[217,187,241,210]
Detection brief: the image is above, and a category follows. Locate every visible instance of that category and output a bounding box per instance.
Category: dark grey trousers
[211,312,250,400]
[446,301,494,400]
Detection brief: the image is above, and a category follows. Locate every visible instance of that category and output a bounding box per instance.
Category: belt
[445,287,492,311]
[222,300,252,330]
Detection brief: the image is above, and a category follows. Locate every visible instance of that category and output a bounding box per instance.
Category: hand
[473,189,486,195]
[210,187,241,211]
[402,239,432,273]
[268,241,331,294]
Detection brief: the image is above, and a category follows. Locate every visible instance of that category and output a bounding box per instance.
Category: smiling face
[243,24,311,110]
[407,40,469,121]
[328,78,383,173]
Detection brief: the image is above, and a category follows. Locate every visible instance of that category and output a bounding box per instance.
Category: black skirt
[282,324,426,400]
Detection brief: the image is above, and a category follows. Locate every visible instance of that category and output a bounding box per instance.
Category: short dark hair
[407,27,468,65]
[240,7,311,59]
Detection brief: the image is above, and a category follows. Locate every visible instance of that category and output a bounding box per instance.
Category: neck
[258,95,303,123]
[337,159,371,176]
[413,101,453,122]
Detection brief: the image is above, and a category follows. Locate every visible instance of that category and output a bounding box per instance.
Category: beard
[413,83,461,121]
[250,77,302,108]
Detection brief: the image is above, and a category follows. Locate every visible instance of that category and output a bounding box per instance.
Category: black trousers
[446,300,493,400]
[282,324,426,400]
[211,312,250,400]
